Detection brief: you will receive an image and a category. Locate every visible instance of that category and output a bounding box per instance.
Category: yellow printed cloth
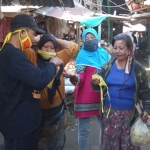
[47,66,60,88]
[92,74,110,118]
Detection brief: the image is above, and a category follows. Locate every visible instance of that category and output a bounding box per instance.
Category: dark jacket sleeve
[138,66,150,114]
[9,51,56,90]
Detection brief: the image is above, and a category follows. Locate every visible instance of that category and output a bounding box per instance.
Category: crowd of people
[0,14,150,150]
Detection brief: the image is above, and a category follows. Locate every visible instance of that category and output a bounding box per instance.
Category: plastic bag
[130,117,150,146]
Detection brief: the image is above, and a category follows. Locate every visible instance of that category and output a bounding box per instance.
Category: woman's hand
[63,69,71,78]
[63,69,78,85]
[141,111,149,121]
[91,78,100,85]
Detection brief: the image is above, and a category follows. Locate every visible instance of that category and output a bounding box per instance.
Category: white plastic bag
[130,117,150,146]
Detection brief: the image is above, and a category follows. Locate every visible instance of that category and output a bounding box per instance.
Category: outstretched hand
[63,69,71,78]
[63,69,78,85]
[91,78,100,85]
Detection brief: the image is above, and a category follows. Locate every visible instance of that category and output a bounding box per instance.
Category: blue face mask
[84,39,98,52]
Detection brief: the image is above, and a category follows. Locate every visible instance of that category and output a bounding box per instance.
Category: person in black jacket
[132,31,137,46]
[92,33,150,150]
[0,14,62,150]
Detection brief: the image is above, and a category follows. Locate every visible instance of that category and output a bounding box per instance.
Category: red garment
[0,17,12,42]
[74,66,100,118]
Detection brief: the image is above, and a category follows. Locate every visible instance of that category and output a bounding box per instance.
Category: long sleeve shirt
[0,43,56,139]
[25,42,78,109]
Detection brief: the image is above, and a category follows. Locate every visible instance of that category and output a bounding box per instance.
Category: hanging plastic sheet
[80,15,108,27]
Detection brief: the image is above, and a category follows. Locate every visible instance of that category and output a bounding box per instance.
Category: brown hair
[112,33,133,53]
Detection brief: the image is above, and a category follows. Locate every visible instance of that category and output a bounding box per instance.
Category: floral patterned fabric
[101,106,140,150]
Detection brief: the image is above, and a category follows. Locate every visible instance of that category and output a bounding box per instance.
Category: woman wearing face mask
[64,28,110,150]
[91,33,150,150]
[36,34,78,150]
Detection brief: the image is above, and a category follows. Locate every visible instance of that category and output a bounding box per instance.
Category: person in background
[92,33,150,150]
[132,31,137,46]
[125,31,136,56]
[64,28,110,150]
[139,33,146,51]
[135,32,139,47]
[138,32,147,59]
[0,14,62,150]
[25,34,78,150]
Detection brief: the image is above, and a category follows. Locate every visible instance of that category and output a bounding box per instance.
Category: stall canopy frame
[2,0,75,7]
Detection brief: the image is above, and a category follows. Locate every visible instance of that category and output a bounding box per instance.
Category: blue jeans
[78,116,102,150]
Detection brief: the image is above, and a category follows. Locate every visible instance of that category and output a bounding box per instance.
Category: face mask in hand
[84,39,98,52]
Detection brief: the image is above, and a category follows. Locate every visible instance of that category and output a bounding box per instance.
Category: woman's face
[41,41,55,52]
[85,33,96,41]
[113,40,130,61]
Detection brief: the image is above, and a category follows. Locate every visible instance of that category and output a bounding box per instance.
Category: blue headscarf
[76,28,110,69]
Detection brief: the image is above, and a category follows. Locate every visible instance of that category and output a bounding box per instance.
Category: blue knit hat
[38,34,57,50]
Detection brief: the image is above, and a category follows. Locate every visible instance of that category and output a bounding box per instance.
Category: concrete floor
[64,118,100,150]
[0,118,150,150]
[63,118,150,150]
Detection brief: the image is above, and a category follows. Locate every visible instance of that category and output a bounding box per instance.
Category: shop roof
[2,0,75,8]
[102,0,129,14]
[34,1,93,21]
[125,0,150,13]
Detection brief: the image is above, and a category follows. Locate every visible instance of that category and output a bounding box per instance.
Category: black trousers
[38,114,65,150]
[4,130,38,150]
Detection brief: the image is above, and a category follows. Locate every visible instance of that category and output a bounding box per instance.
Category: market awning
[35,1,93,21]
[80,16,108,27]
[123,22,146,32]
[130,12,150,25]
[79,15,131,27]
[2,0,75,7]
[1,6,41,18]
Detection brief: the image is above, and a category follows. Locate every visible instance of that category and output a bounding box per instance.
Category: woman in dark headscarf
[37,34,78,150]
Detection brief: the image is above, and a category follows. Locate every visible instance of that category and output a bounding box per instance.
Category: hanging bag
[130,103,150,146]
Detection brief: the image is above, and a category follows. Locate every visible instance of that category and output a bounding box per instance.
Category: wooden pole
[147,24,150,52]
[98,0,103,45]
[76,23,80,50]
[147,24,150,68]
[107,0,111,44]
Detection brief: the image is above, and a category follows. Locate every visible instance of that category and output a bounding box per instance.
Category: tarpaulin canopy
[80,15,108,27]
[79,14,133,27]
[123,22,146,32]
[35,1,93,21]
[2,0,75,7]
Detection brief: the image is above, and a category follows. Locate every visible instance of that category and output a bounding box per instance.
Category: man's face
[20,28,36,42]
[26,29,36,42]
